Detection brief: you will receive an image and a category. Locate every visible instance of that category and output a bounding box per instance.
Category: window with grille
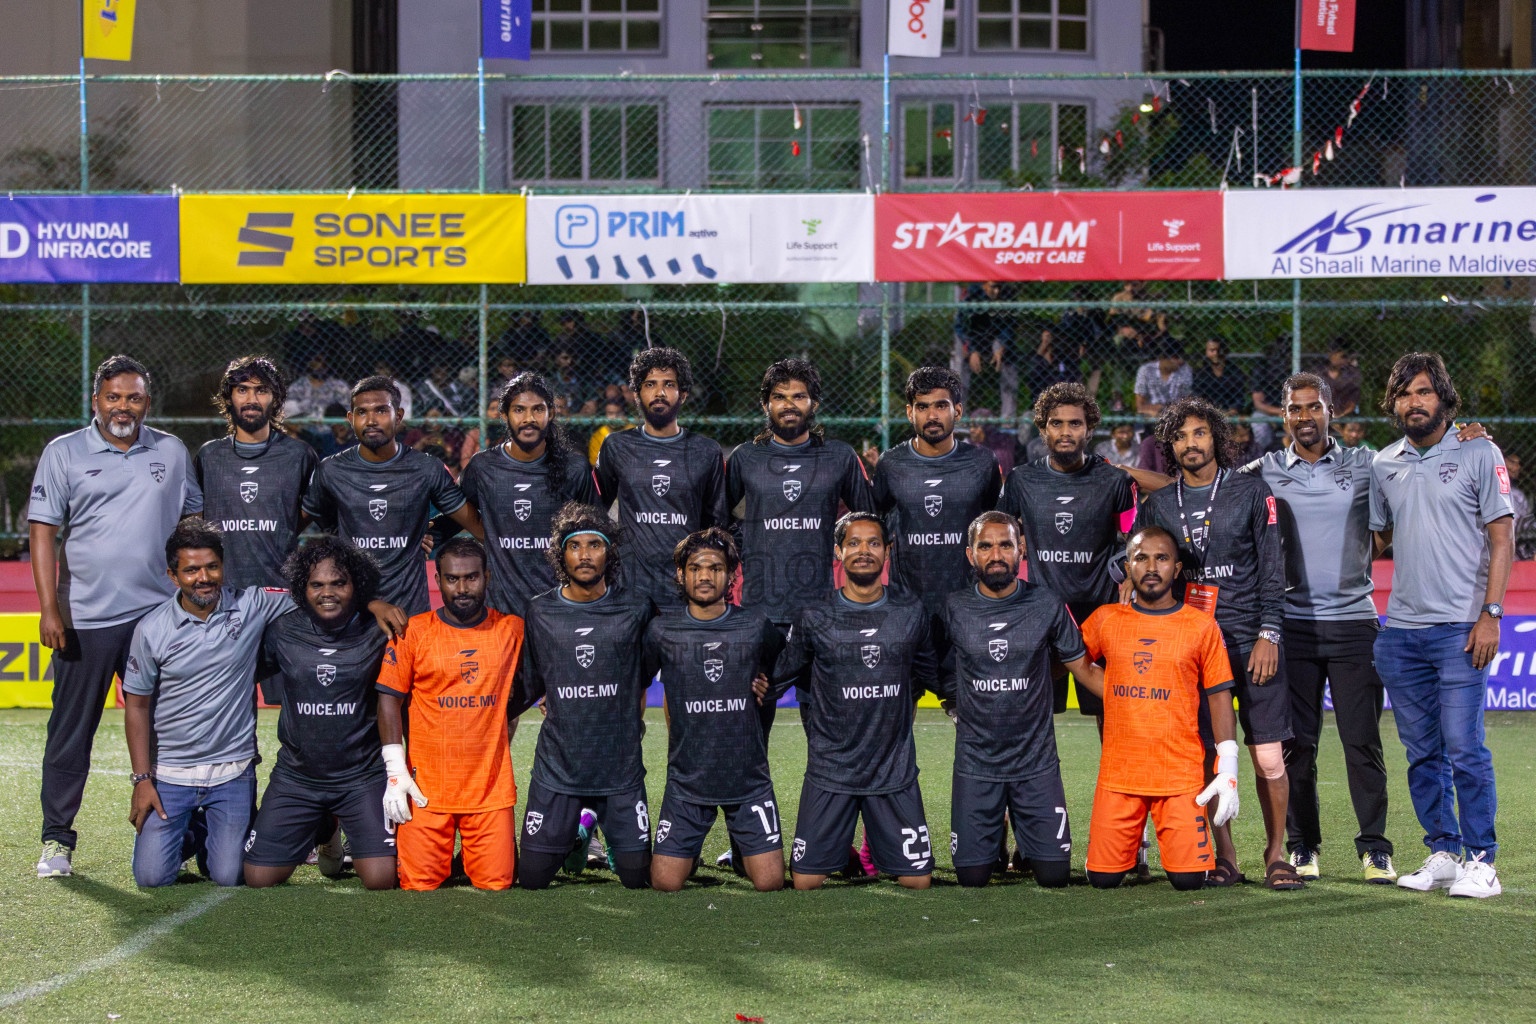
[707,105,863,190]
[975,0,1088,52]
[899,99,1087,187]
[529,0,662,52]
[508,103,662,184]
[706,0,860,68]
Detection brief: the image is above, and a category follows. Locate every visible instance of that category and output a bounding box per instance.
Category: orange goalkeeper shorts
[397,805,517,891]
[1086,785,1214,875]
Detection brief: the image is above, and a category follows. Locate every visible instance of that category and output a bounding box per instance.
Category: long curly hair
[545,501,622,587]
[1380,351,1461,427]
[281,535,381,614]
[498,370,579,497]
[753,358,826,445]
[215,355,288,431]
[1032,381,1102,433]
[1156,396,1240,472]
[627,346,694,396]
[671,527,741,599]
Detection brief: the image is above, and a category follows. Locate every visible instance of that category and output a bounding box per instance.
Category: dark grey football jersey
[872,440,1002,611]
[260,610,388,792]
[194,433,317,589]
[459,444,599,617]
[642,605,784,805]
[937,583,1085,782]
[771,588,937,796]
[513,586,655,796]
[727,437,874,625]
[998,455,1135,611]
[302,445,466,615]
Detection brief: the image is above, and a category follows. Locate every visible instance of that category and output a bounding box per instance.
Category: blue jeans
[1374,625,1498,863]
[132,767,256,887]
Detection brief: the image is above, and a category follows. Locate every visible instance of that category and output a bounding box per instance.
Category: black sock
[1088,869,1127,889]
[956,863,994,888]
[517,849,566,890]
[1167,870,1205,891]
[1030,859,1071,888]
[613,849,652,889]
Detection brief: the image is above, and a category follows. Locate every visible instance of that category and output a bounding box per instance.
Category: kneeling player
[513,503,657,890]
[939,512,1104,888]
[376,538,526,891]
[772,512,937,890]
[244,538,397,889]
[1079,526,1240,891]
[645,528,786,891]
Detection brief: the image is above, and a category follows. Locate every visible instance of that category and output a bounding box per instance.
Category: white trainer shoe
[36,841,73,878]
[1448,853,1501,899]
[1396,850,1461,891]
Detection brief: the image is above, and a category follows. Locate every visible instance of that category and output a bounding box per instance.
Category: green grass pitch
[1,707,1534,1023]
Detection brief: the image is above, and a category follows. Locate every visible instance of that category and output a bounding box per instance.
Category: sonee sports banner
[875,191,1223,282]
[179,194,527,284]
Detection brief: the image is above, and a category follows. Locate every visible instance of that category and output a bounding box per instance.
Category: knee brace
[955,864,994,888]
[1030,859,1071,888]
[1252,742,1286,780]
[517,849,566,890]
[1087,869,1126,890]
[1167,870,1205,891]
[613,849,652,889]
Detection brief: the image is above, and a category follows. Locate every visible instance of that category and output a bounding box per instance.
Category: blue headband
[563,530,611,547]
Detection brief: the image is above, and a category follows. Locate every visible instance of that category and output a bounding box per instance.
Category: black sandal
[1203,857,1247,887]
[1265,860,1306,890]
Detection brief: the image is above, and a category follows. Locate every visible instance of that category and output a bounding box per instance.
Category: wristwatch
[1482,603,1505,620]
[1257,628,1282,646]
[130,772,154,786]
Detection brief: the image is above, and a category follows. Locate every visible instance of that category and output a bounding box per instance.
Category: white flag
[888,0,943,57]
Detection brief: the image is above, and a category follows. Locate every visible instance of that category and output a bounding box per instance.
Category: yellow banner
[180,195,527,284]
[0,614,116,709]
[82,0,136,61]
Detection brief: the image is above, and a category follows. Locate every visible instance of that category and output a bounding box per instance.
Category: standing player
[771,512,938,890]
[1371,353,1511,898]
[512,503,657,890]
[304,376,484,615]
[997,382,1135,721]
[1134,397,1297,889]
[644,528,786,892]
[458,371,598,618]
[727,359,872,729]
[595,348,727,610]
[30,355,202,878]
[938,512,1103,888]
[1079,526,1240,891]
[194,355,317,588]
[873,367,1001,631]
[376,537,526,891]
[243,537,396,890]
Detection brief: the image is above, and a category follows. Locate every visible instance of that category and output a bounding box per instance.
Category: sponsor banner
[875,191,1223,282]
[481,0,532,60]
[526,194,873,285]
[1224,187,1536,279]
[1299,0,1356,52]
[180,195,526,284]
[888,0,943,57]
[83,0,137,61]
[0,196,178,283]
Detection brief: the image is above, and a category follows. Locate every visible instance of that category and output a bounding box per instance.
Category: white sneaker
[36,841,73,878]
[1448,854,1502,899]
[1397,851,1461,891]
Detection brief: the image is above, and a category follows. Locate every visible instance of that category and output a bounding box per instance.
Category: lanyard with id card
[1176,469,1225,616]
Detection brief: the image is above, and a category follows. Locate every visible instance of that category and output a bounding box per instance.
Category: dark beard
[511,424,549,453]
[978,564,1017,590]
[643,403,679,430]
[1134,577,1173,604]
[770,411,814,442]
[446,595,486,622]
[234,408,270,434]
[360,432,395,453]
[845,567,882,588]
[1401,406,1451,442]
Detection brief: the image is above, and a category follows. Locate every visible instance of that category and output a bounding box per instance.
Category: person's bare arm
[378,692,404,745]
[124,692,165,832]
[1206,688,1237,746]
[1372,528,1392,559]
[1061,655,1103,698]
[1116,464,1173,494]
[30,522,65,650]
[1135,395,1162,418]
[1468,516,1514,669]
[448,500,485,540]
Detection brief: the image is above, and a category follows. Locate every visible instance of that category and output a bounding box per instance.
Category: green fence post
[79,58,91,423]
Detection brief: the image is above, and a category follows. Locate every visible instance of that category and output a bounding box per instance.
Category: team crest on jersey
[239,481,258,504]
[513,499,532,522]
[1134,651,1154,674]
[652,474,671,497]
[923,493,943,517]
[226,615,243,640]
[655,819,672,845]
[792,837,806,862]
[1440,463,1459,484]
[315,664,336,687]
[988,638,1009,662]
[861,643,882,669]
[1055,511,1074,534]
[460,659,480,686]
[149,462,166,483]
[369,498,388,521]
[704,658,724,683]
[524,811,544,836]
[1333,470,1353,491]
[575,643,595,669]
[383,647,396,665]
[783,479,802,502]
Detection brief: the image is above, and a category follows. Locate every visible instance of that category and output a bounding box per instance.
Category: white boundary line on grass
[0,760,132,776]
[0,889,236,1010]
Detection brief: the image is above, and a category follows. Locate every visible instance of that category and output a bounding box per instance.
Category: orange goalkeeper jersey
[1081,602,1233,796]
[377,608,525,813]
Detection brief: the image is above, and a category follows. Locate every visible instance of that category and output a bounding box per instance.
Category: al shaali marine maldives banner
[1224,187,1536,279]
[180,194,526,284]
[0,196,178,283]
[526,194,874,285]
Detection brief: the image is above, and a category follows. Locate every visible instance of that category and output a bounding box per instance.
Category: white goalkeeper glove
[1195,739,1240,828]
[382,743,427,825]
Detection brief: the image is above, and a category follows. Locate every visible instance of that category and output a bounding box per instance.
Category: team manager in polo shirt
[28,355,202,880]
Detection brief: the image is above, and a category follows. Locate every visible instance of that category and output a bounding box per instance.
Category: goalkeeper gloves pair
[382,743,428,825]
[1195,739,1240,827]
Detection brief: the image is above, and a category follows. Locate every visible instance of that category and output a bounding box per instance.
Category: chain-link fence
[3,70,1536,546]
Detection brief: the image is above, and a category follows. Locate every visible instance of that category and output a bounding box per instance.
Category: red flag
[1298,0,1355,51]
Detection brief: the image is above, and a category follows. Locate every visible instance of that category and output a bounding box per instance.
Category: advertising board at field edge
[1223,187,1536,280]
[0,196,178,283]
[526,194,874,285]
[179,194,526,284]
[874,191,1223,282]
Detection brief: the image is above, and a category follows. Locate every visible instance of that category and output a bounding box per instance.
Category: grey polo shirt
[28,422,203,630]
[1245,440,1377,621]
[1370,434,1514,629]
[122,585,294,768]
